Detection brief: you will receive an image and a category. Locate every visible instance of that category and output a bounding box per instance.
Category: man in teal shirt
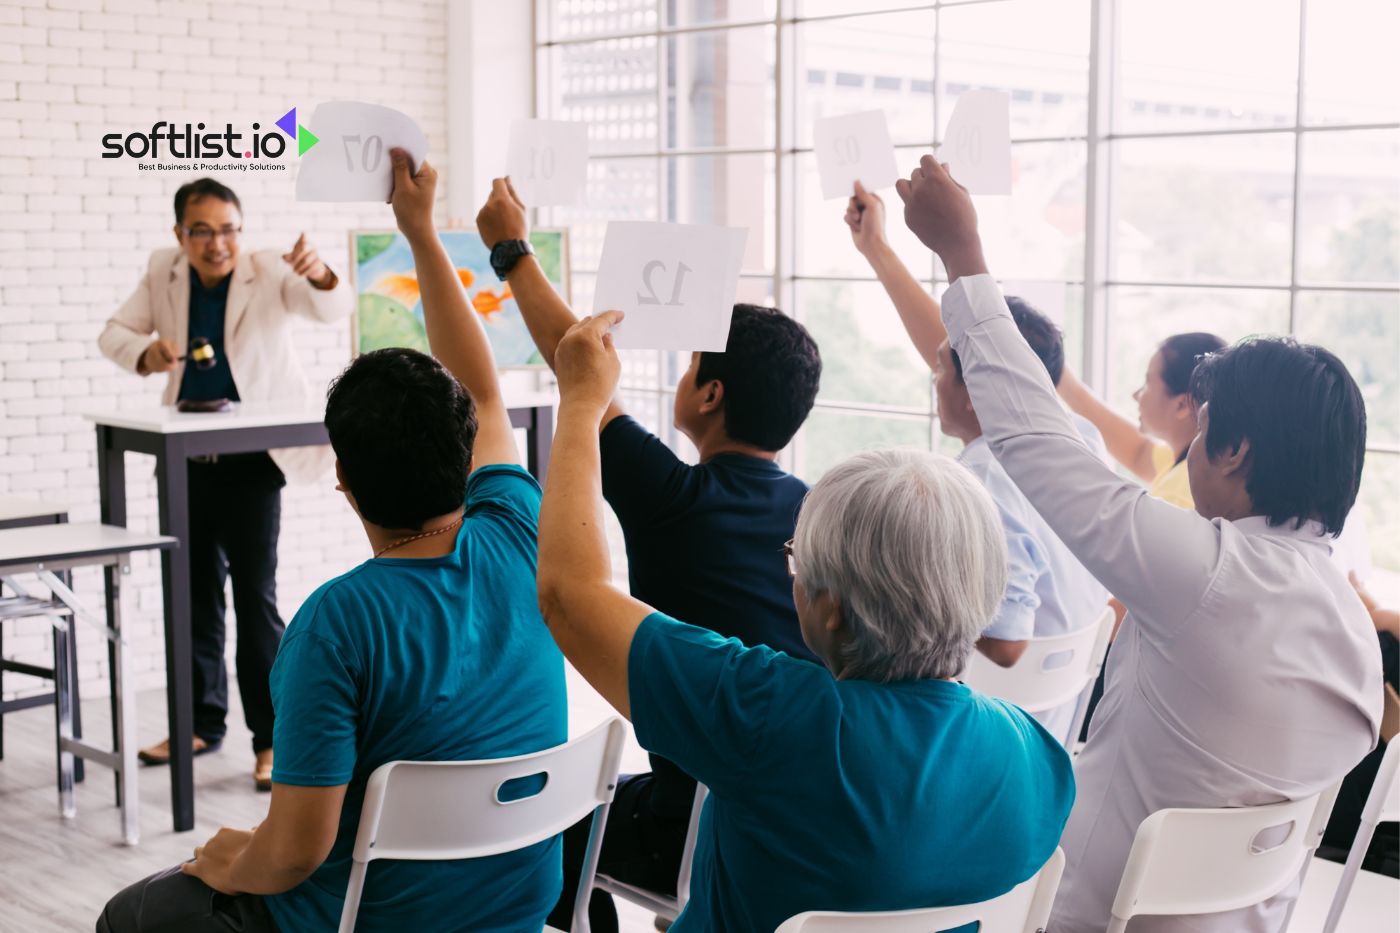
[97,152,565,932]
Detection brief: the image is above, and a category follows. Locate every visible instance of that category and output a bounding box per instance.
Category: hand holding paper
[506,120,589,207]
[938,90,1012,195]
[295,102,428,203]
[593,221,747,352]
[477,177,529,250]
[896,155,987,282]
[843,180,889,257]
[813,110,899,200]
[556,312,624,415]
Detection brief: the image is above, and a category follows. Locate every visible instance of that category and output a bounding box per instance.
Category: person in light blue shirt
[534,312,1076,933]
[98,153,566,933]
[936,302,1110,743]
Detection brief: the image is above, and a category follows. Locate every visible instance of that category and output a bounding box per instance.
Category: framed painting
[349,228,569,369]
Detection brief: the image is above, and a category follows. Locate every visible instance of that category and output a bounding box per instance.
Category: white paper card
[506,120,589,206]
[940,90,1012,195]
[812,110,899,200]
[594,222,748,351]
[295,102,428,202]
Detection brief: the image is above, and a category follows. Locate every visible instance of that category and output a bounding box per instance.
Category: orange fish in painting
[457,268,475,290]
[472,283,513,319]
[372,268,477,307]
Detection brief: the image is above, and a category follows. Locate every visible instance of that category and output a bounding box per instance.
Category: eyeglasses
[782,538,797,578]
[183,225,242,244]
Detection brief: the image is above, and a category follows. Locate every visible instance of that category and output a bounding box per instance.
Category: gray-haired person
[533,311,1077,933]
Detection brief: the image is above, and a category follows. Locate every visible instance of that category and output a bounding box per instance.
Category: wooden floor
[0,669,656,932]
[1,674,1395,932]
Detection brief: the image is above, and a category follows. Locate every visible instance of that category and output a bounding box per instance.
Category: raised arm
[845,180,946,370]
[389,150,518,470]
[476,177,625,428]
[536,312,652,719]
[1056,366,1158,483]
[897,156,1219,635]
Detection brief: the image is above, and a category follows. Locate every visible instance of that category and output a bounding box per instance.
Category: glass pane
[1104,286,1289,409]
[667,0,776,27]
[1357,452,1400,574]
[1111,134,1295,284]
[547,158,660,272]
[736,274,777,307]
[978,140,1087,279]
[1116,0,1299,134]
[1295,290,1400,445]
[550,0,657,40]
[796,281,933,410]
[665,153,774,273]
[1303,0,1400,126]
[1296,129,1400,284]
[796,407,932,481]
[665,25,775,150]
[795,9,937,149]
[798,0,929,17]
[795,149,935,278]
[548,37,660,156]
[939,0,1090,141]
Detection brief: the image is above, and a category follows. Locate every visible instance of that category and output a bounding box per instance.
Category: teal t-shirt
[264,465,567,933]
[628,612,1075,933]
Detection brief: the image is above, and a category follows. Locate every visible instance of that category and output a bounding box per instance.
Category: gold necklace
[373,516,464,559]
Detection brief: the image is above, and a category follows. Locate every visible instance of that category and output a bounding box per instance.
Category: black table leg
[96,428,127,803]
[528,405,553,481]
[155,441,195,832]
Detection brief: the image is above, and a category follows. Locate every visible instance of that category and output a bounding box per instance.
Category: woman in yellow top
[1058,332,1226,509]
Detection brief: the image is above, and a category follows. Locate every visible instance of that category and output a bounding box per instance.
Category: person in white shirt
[896,154,1382,933]
[844,182,1108,699]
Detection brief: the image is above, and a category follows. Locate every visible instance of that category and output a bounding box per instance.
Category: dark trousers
[188,453,286,752]
[96,865,279,933]
[547,772,690,933]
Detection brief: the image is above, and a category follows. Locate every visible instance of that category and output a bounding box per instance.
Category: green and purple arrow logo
[276,107,318,156]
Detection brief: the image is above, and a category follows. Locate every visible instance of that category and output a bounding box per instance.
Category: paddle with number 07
[294,101,429,202]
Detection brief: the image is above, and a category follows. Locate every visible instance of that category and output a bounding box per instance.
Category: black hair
[1159,332,1227,396]
[694,304,821,451]
[949,295,1065,385]
[173,178,241,225]
[325,348,478,530]
[1190,337,1365,536]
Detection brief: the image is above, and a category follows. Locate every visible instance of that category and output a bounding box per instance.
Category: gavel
[178,337,218,370]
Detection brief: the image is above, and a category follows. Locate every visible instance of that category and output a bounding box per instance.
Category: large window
[534,0,1400,573]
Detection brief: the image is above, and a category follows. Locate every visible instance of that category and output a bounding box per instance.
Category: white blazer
[98,247,354,484]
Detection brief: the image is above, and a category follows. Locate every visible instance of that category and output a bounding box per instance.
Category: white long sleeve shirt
[942,273,1381,933]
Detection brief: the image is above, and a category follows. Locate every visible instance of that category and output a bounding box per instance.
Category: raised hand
[282,233,332,287]
[895,155,987,282]
[388,148,438,242]
[477,177,529,251]
[555,311,624,415]
[843,180,887,256]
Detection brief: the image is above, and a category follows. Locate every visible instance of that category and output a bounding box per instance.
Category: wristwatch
[489,239,534,281]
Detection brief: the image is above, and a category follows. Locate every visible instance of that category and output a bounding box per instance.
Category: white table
[83,397,555,832]
[0,522,177,844]
[0,494,68,531]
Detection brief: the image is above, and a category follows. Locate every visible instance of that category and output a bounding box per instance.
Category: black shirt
[178,267,239,402]
[600,415,817,817]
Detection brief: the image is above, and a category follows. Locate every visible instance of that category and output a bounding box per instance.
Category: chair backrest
[337,718,626,933]
[675,782,710,909]
[773,848,1064,933]
[1108,791,1329,928]
[963,606,1115,716]
[349,717,626,863]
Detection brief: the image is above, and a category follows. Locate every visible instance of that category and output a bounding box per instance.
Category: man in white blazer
[99,178,353,789]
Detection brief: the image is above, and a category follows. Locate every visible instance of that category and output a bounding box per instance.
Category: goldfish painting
[471,283,513,319]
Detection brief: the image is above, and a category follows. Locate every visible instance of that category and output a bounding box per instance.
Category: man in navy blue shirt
[474,179,823,931]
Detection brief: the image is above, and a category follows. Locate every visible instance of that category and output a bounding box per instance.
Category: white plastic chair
[1106,786,1339,933]
[1321,738,1400,933]
[593,781,709,923]
[774,847,1064,932]
[336,717,627,933]
[963,606,1115,747]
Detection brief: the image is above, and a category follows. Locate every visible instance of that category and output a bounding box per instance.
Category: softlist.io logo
[101,107,319,173]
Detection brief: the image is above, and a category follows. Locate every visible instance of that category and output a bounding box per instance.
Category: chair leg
[67,611,84,784]
[1,622,6,762]
[52,617,76,821]
[1322,820,1376,933]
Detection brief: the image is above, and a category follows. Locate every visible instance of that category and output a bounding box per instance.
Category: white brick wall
[0,0,451,706]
